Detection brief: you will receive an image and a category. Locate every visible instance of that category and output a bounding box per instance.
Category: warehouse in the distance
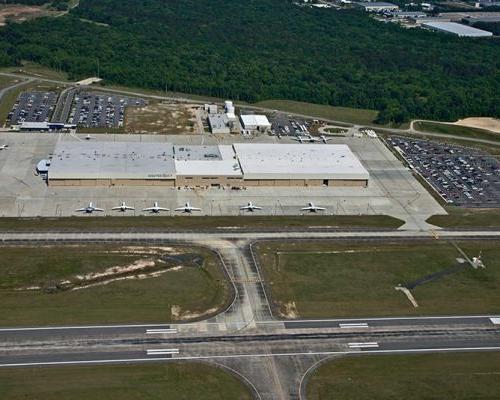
[46,141,369,188]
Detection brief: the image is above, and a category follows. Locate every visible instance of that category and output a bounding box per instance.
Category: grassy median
[0,363,252,400]
[307,352,500,400]
[256,240,500,318]
[0,244,231,326]
[0,215,404,231]
[428,208,500,229]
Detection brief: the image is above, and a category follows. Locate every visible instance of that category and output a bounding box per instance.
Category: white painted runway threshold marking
[340,323,369,328]
[348,342,379,349]
[146,328,177,335]
[490,318,500,325]
[147,348,179,356]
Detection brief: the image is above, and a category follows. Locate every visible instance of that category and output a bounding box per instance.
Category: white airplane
[142,202,169,213]
[292,133,320,144]
[0,144,9,150]
[84,134,95,140]
[320,135,332,143]
[112,202,135,212]
[175,202,201,213]
[240,202,263,212]
[301,202,326,213]
[75,202,104,214]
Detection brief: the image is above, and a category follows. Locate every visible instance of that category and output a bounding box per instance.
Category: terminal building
[46,141,369,188]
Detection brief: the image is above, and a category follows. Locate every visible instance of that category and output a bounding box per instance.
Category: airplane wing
[125,206,135,210]
[142,207,155,211]
[94,208,104,212]
[301,207,312,211]
[156,207,169,211]
[316,207,326,210]
[75,208,87,212]
[190,207,201,211]
[253,206,262,210]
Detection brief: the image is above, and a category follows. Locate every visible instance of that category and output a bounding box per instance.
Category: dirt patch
[280,301,299,318]
[0,5,54,26]
[126,101,200,134]
[453,118,500,134]
[16,246,201,293]
[170,305,219,321]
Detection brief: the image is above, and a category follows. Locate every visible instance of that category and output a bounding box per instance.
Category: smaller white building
[356,2,399,12]
[240,114,271,132]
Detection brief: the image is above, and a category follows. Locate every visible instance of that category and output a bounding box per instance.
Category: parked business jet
[320,135,332,143]
[112,202,135,212]
[301,202,326,213]
[142,202,169,213]
[292,133,320,144]
[0,144,9,150]
[175,202,201,213]
[240,202,263,212]
[75,202,104,214]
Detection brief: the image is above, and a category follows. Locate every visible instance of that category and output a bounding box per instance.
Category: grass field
[254,100,377,126]
[0,363,252,400]
[307,352,500,400]
[255,240,500,318]
[0,244,231,326]
[0,61,70,82]
[414,121,500,143]
[0,76,16,90]
[0,215,404,232]
[428,208,500,229]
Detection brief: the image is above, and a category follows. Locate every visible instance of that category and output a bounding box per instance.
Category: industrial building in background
[422,21,493,37]
[45,141,369,188]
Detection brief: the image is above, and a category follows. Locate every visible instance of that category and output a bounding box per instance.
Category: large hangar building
[48,142,176,187]
[47,141,369,188]
[234,143,369,187]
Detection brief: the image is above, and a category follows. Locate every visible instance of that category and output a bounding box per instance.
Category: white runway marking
[146,348,179,355]
[490,318,500,325]
[146,328,177,335]
[348,342,379,349]
[340,323,369,328]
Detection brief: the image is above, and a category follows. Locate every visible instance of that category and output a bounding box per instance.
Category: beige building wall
[175,175,243,187]
[49,178,175,187]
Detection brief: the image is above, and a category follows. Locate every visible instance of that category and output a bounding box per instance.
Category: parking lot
[69,92,146,128]
[388,136,500,208]
[269,113,311,136]
[7,91,58,125]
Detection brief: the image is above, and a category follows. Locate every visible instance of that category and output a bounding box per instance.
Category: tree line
[0,0,499,123]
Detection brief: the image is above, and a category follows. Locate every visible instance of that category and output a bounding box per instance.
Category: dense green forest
[1,0,499,123]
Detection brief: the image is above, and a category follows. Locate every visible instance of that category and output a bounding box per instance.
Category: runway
[1,231,499,399]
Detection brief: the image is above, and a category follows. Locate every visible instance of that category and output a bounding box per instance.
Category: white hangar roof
[174,145,242,177]
[240,114,271,128]
[49,141,175,180]
[233,143,369,180]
